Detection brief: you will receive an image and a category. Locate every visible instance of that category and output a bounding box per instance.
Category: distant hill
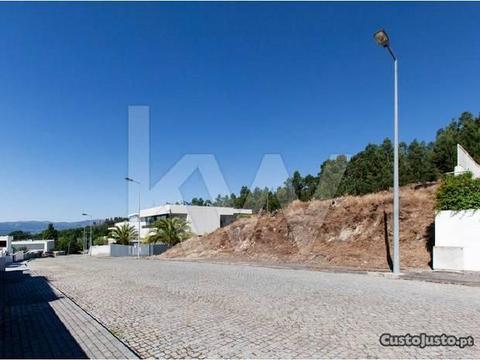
[0,220,98,235]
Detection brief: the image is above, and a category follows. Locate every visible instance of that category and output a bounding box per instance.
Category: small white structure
[0,235,13,254]
[10,239,55,253]
[433,210,480,271]
[454,144,480,178]
[116,205,252,239]
[434,144,480,271]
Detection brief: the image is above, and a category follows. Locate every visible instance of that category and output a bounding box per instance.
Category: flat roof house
[116,205,252,240]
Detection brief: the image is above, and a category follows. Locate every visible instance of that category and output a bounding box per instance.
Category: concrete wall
[13,251,24,262]
[89,245,111,257]
[150,244,168,255]
[10,240,55,252]
[186,206,223,235]
[434,210,480,271]
[455,144,480,179]
[90,244,168,257]
[110,244,135,257]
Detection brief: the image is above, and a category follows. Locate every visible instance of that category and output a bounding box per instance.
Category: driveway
[29,256,480,359]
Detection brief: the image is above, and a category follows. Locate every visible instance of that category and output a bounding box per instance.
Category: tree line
[192,111,480,212]
[9,217,128,254]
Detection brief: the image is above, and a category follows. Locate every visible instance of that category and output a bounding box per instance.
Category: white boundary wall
[89,245,111,257]
[89,244,167,257]
[434,210,480,271]
[10,239,54,252]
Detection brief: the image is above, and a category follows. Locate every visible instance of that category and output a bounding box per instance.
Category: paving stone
[29,256,480,359]
[0,266,138,359]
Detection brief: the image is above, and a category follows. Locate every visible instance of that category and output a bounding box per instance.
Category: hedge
[436,172,480,211]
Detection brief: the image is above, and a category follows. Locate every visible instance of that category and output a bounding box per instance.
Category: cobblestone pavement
[29,256,480,359]
[0,263,138,359]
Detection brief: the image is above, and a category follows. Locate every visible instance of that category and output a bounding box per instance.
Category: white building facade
[10,239,55,253]
[0,236,13,255]
[116,205,252,240]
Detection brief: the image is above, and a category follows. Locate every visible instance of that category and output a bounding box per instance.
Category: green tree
[302,175,318,201]
[315,155,348,199]
[405,140,437,183]
[8,231,32,240]
[291,171,304,200]
[209,111,480,209]
[234,186,251,208]
[55,227,84,254]
[146,218,191,246]
[432,120,460,174]
[338,139,394,195]
[431,112,480,174]
[457,112,480,163]
[42,224,58,240]
[191,197,205,206]
[109,223,138,245]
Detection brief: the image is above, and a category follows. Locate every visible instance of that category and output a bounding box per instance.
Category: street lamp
[82,225,86,254]
[81,213,93,255]
[125,177,141,259]
[374,29,400,274]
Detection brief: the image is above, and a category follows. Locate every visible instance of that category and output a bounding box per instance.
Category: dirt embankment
[160,183,438,270]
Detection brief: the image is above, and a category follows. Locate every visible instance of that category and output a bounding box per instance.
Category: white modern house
[433,144,480,271]
[115,205,252,240]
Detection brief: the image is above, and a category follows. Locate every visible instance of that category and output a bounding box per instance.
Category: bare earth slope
[161,183,438,270]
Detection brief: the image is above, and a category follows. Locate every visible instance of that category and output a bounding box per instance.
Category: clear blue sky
[0,2,479,222]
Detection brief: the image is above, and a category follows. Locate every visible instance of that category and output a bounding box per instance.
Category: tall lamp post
[83,225,87,254]
[374,29,400,274]
[81,213,93,255]
[125,177,141,259]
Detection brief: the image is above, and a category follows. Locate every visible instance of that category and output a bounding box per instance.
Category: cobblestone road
[30,256,480,359]
[0,263,138,359]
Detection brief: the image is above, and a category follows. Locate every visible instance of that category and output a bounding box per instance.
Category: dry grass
[160,183,438,270]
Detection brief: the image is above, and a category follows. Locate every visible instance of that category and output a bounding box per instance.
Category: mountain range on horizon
[0,220,100,235]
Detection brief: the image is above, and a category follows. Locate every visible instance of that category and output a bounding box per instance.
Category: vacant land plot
[30,256,480,359]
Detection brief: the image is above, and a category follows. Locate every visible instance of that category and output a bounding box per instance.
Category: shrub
[436,172,480,211]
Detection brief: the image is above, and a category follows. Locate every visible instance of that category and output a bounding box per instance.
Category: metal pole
[137,182,141,259]
[393,55,400,274]
[83,226,86,254]
[89,215,93,255]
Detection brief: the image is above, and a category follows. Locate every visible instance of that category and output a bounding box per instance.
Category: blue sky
[0,2,479,222]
